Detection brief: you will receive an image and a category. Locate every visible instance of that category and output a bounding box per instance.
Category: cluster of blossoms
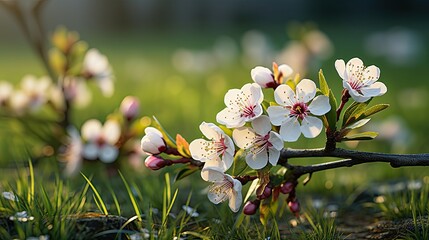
[141,57,386,215]
[61,96,144,176]
[0,75,62,115]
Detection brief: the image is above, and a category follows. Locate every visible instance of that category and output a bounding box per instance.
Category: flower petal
[360,82,387,97]
[246,150,268,170]
[201,159,227,181]
[81,119,102,141]
[232,127,256,149]
[216,108,243,128]
[268,148,280,166]
[267,106,289,126]
[308,95,331,116]
[346,58,364,78]
[199,122,221,140]
[102,119,121,144]
[274,84,295,107]
[251,66,274,87]
[269,132,284,150]
[228,181,242,212]
[208,187,227,204]
[216,109,241,128]
[335,59,346,79]
[300,116,323,138]
[242,83,263,104]
[251,115,272,136]
[201,166,225,182]
[99,144,118,163]
[278,64,293,78]
[189,139,211,161]
[362,65,380,85]
[82,143,99,160]
[296,79,316,103]
[279,117,301,142]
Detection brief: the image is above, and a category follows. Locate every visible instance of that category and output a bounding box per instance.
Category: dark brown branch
[279,147,429,177]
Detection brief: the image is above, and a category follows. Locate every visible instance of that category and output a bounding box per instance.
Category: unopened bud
[120,96,140,120]
[144,155,166,170]
[288,200,300,215]
[280,182,294,194]
[259,186,272,199]
[243,200,259,215]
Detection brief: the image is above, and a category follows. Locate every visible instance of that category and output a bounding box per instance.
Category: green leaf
[152,116,176,148]
[341,131,378,141]
[342,100,370,127]
[344,118,371,130]
[326,89,338,130]
[174,167,198,182]
[318,69,329,96]
[358,104,389,121]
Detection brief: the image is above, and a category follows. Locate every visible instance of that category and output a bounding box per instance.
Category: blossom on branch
[232,116,283,169]
[251,62,293,89]
[335,57,387,102]
[189,122,234,173]
[140,127,167,155]
[267,79,331,142]
[201,167,242,212]
[81,119,121,163]
[216,83,264,128]
[82,49,114,97]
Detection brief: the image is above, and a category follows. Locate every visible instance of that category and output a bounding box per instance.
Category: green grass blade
[119,171,142,222]
[80,173,108,215]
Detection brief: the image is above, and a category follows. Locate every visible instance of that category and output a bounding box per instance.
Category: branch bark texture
[279,148,429,177]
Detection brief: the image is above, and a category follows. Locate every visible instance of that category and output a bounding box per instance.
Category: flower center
[250,134,272,155]
[209,177,233,202]
[241,105,256,118]
[290,102,308,120]
[203,137,228,158]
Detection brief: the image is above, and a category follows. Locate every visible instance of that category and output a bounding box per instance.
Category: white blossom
[201,167,242,212]
[216,83,263,128]
[335,57,387,102]
[81,119,121,163]
[83,49,114,97]
[189,122,234,175]
[267,79,331,142]
[233,116,283,169]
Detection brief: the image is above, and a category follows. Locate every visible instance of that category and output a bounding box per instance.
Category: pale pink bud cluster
[120,96,140,121]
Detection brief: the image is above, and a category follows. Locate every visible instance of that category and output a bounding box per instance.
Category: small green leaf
[318,69,329,96]
[174,167,198,182]
[342,100,370,127]
[359,104,389,120]
[341,131,378,141]
[152,116,176,148]
[326,89,338,130]
[344,118,371,130]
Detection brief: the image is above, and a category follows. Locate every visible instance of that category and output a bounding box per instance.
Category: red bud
[280,182,294,194]
[144,155,166,170]
[243,200,259,215]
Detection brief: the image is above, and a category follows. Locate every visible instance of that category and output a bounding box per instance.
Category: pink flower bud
[144,155,166,170]
[259,186,272,199]
[288,200,300,214]
[120,96,140,120]
[243,200,259,215]
[280,182,294,194]
[141,127,167,155]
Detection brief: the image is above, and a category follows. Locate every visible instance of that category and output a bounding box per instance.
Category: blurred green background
[1,0,429,195]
